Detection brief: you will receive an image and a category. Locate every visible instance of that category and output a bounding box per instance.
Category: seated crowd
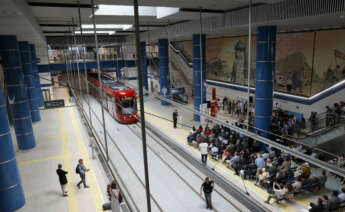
[187,123,345,211]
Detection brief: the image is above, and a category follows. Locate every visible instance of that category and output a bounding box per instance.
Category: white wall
[35,42,49,64]
[206,83,345,118]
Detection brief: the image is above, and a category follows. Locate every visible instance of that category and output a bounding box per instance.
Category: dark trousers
[77,174,86,187]
[173,119,177,128]
[201,154,208,164]
[204,192,212,209]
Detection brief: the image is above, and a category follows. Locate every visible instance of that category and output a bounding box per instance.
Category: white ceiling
[0,0,45,45]
[0,0,343,48]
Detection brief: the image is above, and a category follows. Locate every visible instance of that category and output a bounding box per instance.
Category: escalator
[295,112,345,156]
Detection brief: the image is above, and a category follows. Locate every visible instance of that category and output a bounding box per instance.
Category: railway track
[128,122,243,212]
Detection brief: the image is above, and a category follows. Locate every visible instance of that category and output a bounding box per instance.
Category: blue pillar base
[161,100,170,106]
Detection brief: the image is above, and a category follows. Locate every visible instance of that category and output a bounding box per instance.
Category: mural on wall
[205,36,256,86]
[313,29,345,94]
[275,32,316,96]
[173,29,345,97]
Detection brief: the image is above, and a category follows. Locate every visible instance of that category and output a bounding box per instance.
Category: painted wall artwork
[313,29,345,94]
[205,36,256,86]
[275,32,315,96]
[173,29,345,97]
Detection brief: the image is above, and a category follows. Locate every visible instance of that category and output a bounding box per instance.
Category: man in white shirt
[199,142,209,164]
[264,182,286,204]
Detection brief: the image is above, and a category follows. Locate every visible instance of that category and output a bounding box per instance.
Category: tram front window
[120,96,137,114]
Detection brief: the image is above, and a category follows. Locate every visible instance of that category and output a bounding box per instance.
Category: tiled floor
[12,87,108,212]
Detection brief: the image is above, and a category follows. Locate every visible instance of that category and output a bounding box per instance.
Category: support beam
[192,34,206,121]
[0,83,26,212]
[18,41,41,122]
[28,2,92,8]
[254,26,276,142]
[29,44,44,107]
[0,35,36,150]
[158,39,170,105]
[140,41,148,92]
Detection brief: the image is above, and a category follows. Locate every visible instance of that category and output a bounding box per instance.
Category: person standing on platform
[76,159,90,189]
[89,136,96,159]
[222,97,228,111]
[56,164,68,197]
[173,109,178,129]
[199,140,209,164]
[200,177,214,210]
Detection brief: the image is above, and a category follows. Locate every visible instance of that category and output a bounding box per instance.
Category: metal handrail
[157,95,345,178]
[169,42,193,68]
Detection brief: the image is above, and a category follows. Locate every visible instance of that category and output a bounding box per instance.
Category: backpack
[75,165,80,174]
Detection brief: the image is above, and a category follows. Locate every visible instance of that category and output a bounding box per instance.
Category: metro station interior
[1,0,345,212]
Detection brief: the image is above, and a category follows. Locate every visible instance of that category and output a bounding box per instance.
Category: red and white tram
[88,73,138,124]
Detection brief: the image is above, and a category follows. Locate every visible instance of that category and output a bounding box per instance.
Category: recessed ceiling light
[81,24,132,30]
[75,30,115,35]
[94,4,179,19]
[95,5,156,16]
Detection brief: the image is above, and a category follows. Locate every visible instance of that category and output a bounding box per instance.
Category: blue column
[29,44,44,107]
[0,35,36,150]
[0,84,26,212]
[158,39,170,106]
[19,41,41,122]
[140,42,148,92]
[254,26,276,141]
[193,34,206,121]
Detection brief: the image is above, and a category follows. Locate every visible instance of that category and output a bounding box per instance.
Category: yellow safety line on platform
[59,109,78,212]
[18,155,64,166]
[144,107,300,212]
[69,107,104,211]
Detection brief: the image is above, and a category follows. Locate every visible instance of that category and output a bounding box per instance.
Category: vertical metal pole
[133,0,152,211]
[246,0,252,128]
[66,36,73,94]
[77,0,92,125]
[72,18,83,108]
[199,8,204,107]
[91,0,109,161]
[63,48,71,87]
[167,20,172,90]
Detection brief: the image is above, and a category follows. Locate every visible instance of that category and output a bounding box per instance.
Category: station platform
[141,94,342,212]
[12,88,108,212]
[12,85,342,212]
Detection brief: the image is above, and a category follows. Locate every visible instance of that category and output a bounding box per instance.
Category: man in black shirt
[173,109,178,128]
[200,177,214,209]
[56,164,68,197]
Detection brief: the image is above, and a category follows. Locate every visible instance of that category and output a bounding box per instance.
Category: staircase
[168,43,193,96]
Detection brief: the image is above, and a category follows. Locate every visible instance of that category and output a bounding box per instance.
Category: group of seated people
[308,189,345,212]
[186,123,344,210]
